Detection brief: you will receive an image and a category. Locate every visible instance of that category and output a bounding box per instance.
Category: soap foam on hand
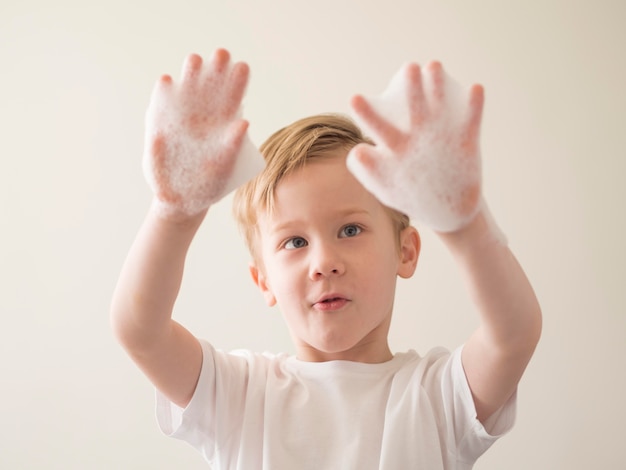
[143,49,264,218]
[347,61,486,233]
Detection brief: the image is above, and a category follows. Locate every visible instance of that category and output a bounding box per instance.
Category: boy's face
[250,151,420,363]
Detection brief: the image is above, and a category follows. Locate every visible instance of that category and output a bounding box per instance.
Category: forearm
[437,208,542,352]
[110,202,206,351]
[438,208,542,420]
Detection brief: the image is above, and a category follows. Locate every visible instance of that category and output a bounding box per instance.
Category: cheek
[360,249,400,294]
[264,262,302,302]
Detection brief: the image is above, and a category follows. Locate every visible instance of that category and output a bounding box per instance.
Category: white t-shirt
[156,340,516,469]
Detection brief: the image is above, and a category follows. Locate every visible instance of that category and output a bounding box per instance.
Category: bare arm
[110,207,205,408]
[347,60,542,422]
[110,49,262,408]
[438,210,541,422]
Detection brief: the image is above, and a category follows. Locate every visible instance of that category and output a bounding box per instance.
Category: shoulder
[199,339,285,370]
[200,340,290,382]
[394,346,457,374]
[387,346,472,400]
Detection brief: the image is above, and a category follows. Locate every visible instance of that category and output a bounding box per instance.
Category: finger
[424,61,445,105]
[157,74,173,88]
[148,74,173,103]
[350,94,405,147]
[146,74,173,121]
[461,84,484,153]
[347,143,385,175]
[202,48,233,99]
[221,119,250,159]
[347,144,391,198]
[181,54,203,83]
[404,63,426,125]
[210,48,231,75]
[223,61,250,117]
[467,83,484,128]
[150,134,182,206]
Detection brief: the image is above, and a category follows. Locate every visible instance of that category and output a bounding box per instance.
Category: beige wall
[1,0,624,468]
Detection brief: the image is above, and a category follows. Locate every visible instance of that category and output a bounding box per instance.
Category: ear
[249,262,277,307]
[397,226,420,279]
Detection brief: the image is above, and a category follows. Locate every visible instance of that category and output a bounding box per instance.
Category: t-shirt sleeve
[446,345,517,463]
[155,339,216,459]
[155,339,254,463]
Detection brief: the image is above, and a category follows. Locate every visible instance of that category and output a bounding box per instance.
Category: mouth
[313,295,350,311]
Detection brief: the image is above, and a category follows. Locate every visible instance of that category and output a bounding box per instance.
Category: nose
[309,243,345,280]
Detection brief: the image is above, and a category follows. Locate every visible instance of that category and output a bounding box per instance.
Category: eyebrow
[268,208,371,235]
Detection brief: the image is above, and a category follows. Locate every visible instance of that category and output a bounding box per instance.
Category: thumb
[347,143,391,195]
[347,142,384,171]
[222,119,250,157]
[205,119,250,186]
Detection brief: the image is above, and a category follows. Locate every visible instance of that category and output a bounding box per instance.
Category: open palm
[347,61,484,232]
[143,49,261,218]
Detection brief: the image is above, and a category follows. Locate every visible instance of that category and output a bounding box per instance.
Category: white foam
[365,65,412,135]
[347,62,485,233]
[142,56,264,217]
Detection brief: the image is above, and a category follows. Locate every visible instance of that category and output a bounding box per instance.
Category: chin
[310,337,365,360]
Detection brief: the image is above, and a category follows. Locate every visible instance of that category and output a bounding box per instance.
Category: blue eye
[340,224,362,238]
[284,237,308,250]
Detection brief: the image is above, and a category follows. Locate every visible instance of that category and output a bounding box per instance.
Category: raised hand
[347,61,484,232]
[143,49,264,219]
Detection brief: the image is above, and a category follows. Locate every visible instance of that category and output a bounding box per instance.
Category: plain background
[1,0,624,468]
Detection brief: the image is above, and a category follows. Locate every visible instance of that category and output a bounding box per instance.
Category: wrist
[149,199,208,231]
[436,200,507,252]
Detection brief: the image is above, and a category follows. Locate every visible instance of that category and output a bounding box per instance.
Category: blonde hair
[232,113,409,260]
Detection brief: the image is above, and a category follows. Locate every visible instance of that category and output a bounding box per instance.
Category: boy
[111,48,542,469]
